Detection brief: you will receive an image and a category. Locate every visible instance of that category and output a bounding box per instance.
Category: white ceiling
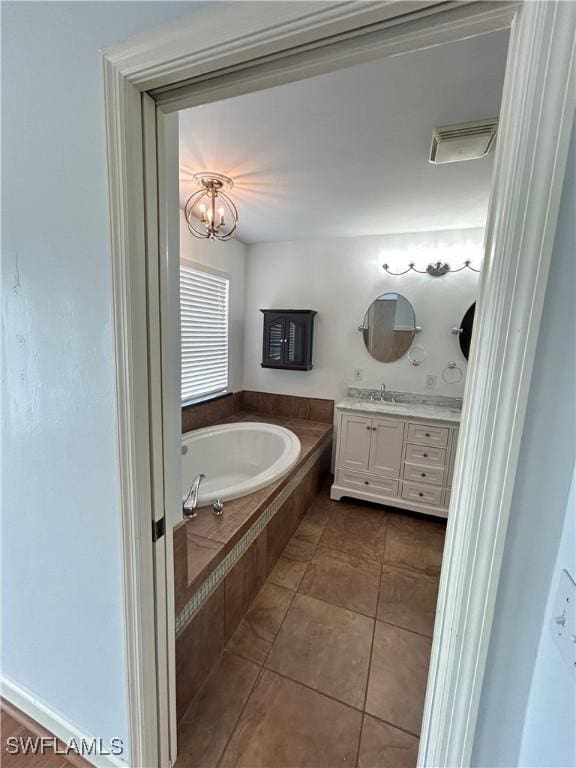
[179,29,509,244]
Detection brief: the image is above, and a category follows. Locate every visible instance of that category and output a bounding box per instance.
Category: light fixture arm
[382,260,481,277]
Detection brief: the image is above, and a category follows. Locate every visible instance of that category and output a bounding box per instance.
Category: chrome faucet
[183,473,205,519]
[379,383,386,401]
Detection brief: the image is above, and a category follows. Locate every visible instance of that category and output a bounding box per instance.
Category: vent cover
[429,118,498,164]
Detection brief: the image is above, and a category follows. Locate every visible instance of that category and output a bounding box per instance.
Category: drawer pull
[418,492,424,497]
[423,453,428,458]
[365,425,371,431]
[364,480,369,485]
[421,473,426,477]
[425,432,431,437]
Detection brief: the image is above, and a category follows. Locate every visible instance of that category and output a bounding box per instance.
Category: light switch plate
[550,568,576,673]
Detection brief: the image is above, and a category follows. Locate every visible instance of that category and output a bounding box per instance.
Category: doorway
[102,2,576,766]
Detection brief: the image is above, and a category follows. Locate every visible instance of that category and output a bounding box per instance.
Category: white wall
[1,1,202,759]
[243,229,483,400]
[179,211,246,394]
[519,467,576,768]
[472,116,576,767]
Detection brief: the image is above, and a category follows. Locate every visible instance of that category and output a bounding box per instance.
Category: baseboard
[1,677,128,768]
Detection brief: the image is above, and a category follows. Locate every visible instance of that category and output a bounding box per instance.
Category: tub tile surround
[243,390,335,423]
[181,390,334,434]
[182,391,244,433]
[174,412,332,719]
[176,484,444,768]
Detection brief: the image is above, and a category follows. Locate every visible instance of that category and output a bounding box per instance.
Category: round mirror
[362,292,416,362]
[459,302,476,360]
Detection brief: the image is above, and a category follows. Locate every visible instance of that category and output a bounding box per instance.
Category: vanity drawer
[336,469,399,497]
[403,462,445,487]
[401,481,443,507]
[405,443,447,468]
[406,422,449,447]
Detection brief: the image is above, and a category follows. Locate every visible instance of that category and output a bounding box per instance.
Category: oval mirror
[459,302,476,360]
[362,292,416,363]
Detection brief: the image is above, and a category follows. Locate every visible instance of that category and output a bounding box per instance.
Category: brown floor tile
[298,500,331,538]
[219,670,362,767]
[226,583,294,665]
[319,503,388,563]
[268,554,308,591]
[384,515,445,575]
[177,652,259,768]
[378,564,439,637]
[366,622,432,735]
[357,715,419,768]
[265,593,373,709]
[299,546,380,616]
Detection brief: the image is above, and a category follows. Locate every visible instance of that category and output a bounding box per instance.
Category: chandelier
[184,172,238,241]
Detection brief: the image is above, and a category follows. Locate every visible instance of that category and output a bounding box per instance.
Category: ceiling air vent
[429,118,498,164]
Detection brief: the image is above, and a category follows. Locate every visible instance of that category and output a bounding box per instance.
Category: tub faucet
[183,473,205,519]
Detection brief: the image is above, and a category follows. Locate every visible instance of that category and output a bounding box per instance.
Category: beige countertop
[336,395,462,424]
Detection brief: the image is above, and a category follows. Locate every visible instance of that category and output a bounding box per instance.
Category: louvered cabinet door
[262,314,285,365]
[285,315,308,367]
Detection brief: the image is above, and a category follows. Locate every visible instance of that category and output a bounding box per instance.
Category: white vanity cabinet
[331,404,459,519]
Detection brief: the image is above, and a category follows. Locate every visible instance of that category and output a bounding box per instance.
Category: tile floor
[177,482,446,768]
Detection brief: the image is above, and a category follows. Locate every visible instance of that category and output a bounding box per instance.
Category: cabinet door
[263,315,285,365]
[368,418,404,477]
[338,413,372,471]
[285,315,308,367]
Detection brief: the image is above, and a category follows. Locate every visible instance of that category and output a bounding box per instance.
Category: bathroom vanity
[331,391,461,518]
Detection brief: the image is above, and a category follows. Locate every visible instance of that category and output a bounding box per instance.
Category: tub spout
[183,473,205,519]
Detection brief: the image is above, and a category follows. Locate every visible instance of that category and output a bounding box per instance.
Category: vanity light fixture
[184,172,238,241]
[382,260,481,277]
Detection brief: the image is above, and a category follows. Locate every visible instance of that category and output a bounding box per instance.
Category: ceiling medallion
[184,172,238,241]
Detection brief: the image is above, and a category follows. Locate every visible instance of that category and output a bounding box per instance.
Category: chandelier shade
[184,173,238,241]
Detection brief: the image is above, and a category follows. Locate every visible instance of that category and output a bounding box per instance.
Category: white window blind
[180,264,229,403]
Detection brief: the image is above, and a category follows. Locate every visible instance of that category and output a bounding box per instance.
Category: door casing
[101,1,576,765]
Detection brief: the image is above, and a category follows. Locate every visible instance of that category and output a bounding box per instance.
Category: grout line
[293,589,378,621]
[261,587,298,668]
[363,711,423,740]
[355,524,386,768]
[215,665,266,768]
[375,618,434,641]
[259,664,367,715]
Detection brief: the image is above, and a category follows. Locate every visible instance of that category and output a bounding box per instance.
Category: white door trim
[101,2,576,766]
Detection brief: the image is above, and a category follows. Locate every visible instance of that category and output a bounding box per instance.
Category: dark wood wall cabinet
[260,309,317,371]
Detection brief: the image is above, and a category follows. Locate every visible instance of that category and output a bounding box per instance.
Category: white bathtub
[181,422,301,507]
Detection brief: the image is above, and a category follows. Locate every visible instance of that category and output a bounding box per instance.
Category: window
[180,262,229,404]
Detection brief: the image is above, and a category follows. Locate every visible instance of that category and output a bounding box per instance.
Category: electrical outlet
[425,374,437,389]
[353,368,363,382]
[550,569,576,672]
